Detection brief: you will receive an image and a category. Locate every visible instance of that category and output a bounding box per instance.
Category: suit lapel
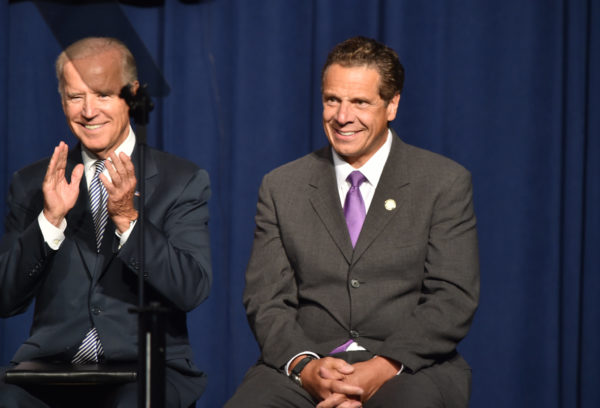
[308,148,354,264]
[132,144,159,209]
[352,134,410,264]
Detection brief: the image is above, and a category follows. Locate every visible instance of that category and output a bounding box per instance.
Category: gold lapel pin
[384,199,396,211]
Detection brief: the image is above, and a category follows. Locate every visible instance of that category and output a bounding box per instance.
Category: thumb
[70,163,84,185]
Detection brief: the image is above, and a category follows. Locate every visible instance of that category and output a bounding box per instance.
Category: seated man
[0,37,212,408]
[226,36,479,408]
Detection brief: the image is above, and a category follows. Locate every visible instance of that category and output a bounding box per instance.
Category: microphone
[120,83,154,126]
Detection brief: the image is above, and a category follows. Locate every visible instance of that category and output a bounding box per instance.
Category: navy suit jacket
[0,143,212,404]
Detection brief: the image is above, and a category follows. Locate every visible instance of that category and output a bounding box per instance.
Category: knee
[0,383,47,408]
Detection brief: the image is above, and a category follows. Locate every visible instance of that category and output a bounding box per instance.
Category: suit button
[350,279,360,288]
[350,330,359,339]
[91,306,101,315]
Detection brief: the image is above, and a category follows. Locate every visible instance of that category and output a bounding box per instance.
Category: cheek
[63,104,78,119]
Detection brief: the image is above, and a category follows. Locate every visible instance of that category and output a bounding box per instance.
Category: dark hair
[321,36,405,102]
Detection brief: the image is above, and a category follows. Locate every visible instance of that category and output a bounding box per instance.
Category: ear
[386,93,401,121]
[130,80,140,95]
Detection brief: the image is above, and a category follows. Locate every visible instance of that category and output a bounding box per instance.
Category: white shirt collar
[332,129,393,189]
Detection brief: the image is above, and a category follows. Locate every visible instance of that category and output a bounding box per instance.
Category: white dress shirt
[332,129,393,212]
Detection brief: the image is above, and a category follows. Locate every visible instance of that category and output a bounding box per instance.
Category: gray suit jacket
[0,143,212,405]
[244,132,479,378]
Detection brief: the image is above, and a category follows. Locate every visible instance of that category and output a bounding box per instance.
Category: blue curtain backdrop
[1,1,598,407]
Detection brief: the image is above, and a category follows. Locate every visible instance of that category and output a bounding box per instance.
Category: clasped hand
[300,356,400,408]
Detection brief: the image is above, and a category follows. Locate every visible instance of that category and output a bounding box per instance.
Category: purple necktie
[344,171,367,247]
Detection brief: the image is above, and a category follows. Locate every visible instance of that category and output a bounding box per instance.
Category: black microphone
[120,83,154,126]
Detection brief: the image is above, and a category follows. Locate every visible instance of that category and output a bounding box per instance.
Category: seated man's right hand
[299,357,364,408]
[42,142,83,227]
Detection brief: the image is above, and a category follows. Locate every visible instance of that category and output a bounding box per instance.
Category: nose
[81,95,98,118]
[334,101,353,125]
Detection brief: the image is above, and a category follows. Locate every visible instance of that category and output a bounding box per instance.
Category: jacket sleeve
[376,169,480,373]
[0,170,55,317]
[243,173,320,369]
[117,167,212,313]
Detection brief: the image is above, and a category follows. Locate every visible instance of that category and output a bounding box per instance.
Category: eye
[324,96,339,105]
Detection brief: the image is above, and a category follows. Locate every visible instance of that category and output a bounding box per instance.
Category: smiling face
[61,49,135,159]
[322,63,400,168]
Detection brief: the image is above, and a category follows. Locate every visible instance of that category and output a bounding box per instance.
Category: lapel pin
[384,199,396,211]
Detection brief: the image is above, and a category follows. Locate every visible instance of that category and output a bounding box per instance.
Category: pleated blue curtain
[0,1,598,407]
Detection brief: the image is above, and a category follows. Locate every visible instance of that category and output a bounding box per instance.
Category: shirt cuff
[38,211,66,250]
[284,351,320,375]
[115,220,137,250]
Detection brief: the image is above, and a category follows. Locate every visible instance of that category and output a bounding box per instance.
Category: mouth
[79,122,107,131]
[333,128,361,138]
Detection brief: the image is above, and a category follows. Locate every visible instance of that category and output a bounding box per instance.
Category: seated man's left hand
[317,356,401,406]
[101,151,139,233]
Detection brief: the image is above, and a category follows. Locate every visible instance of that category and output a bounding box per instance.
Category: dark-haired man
[0,37,211,407]
[226,36,479,408]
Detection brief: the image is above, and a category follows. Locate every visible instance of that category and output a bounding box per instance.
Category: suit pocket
[22,340,41,348]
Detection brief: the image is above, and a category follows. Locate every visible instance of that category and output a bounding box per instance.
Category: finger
[118,152,137,189]
[45,142,67,180]
[329,380,363,397]
[316,393,348,408]
[56,142,68,173]
[98,173,115,196]
[118,151,135,176]
[337,400,362,408]
[110,152,128,177]
[330,358,355,375]
[44,145,61,183]
[105,159,123,188]
[319,366,346,381]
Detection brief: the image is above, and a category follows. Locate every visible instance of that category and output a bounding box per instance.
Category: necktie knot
[94,160,106,176]
[347,170,366,189]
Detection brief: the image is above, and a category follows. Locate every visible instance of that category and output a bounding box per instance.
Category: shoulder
[146,147,210,183]
[13,157,51,180]
[262,146,330,186]
[393,136,472,183]
[147,147,204,173]
[9,156,50,194]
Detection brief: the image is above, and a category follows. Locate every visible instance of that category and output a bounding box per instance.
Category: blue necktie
[90,160,108,252]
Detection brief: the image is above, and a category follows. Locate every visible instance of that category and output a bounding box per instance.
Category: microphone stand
[121,84,166,408]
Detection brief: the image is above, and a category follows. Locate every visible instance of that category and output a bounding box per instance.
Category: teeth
[339,131,355,136]
[85,124,102,130]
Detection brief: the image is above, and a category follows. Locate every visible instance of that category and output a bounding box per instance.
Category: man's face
[61,50,135,159]
[322,64,400,168]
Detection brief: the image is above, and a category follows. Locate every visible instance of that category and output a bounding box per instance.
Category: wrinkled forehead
[65,49,125,94]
